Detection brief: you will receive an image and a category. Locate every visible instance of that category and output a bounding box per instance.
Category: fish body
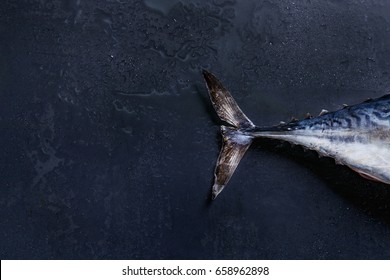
[203,70,390,199]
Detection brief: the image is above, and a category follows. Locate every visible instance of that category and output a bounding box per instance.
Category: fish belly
[262,130,390,184]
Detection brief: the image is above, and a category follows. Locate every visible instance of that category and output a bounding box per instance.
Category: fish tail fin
[211,126,253,199]
[202,70,254,199]
[202,70,254,129]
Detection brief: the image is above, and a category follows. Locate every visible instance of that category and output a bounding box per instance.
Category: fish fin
[349,167,385,183]
[203,70,255,199]
[319,109,329,116]
[202,70,255,129]
[358,172,383,183]
[212,126,252,199]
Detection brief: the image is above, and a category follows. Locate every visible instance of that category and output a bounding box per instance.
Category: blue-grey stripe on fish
[203,70,390,200]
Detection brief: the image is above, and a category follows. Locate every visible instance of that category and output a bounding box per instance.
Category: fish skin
[202,70,390,199]
[247,95,390,184]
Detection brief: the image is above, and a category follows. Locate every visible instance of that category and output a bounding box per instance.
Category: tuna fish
[203,70,390,199]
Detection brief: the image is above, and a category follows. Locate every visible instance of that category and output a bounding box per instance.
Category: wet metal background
[2,0,390,259]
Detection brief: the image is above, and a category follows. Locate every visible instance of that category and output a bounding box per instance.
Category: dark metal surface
[1,0,390,259]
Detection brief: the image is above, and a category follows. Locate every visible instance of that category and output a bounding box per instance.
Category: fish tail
[202,70,255,199]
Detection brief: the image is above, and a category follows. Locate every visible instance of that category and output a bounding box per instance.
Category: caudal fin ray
[212,126,252,199]
[202,70,254,129]
[203,70,256,199]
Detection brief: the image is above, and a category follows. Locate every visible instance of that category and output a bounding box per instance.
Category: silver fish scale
[203,70,390,199]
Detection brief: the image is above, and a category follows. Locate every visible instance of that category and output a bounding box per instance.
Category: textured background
[2,0,390,259]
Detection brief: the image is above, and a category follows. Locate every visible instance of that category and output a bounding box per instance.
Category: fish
[202,70,390,200]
